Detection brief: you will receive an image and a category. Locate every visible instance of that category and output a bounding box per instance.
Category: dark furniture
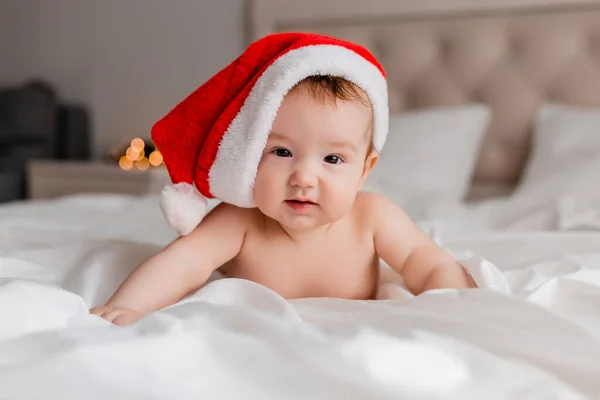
[0,79,91,202]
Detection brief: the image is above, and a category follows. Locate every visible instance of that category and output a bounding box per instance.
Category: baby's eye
[273,148,291,157]
[324,155,342,164]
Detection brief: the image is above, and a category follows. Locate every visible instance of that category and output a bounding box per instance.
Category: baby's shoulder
[352,190,402,226]
[354,190,396,212]
[203,202,257,228]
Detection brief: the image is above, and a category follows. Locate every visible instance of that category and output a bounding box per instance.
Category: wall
[0,0,246,158]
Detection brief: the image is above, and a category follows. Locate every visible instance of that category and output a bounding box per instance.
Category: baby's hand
[89,306,142,326]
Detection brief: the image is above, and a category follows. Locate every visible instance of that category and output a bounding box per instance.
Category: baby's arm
[368,193,475,295]
[90,203,248,324]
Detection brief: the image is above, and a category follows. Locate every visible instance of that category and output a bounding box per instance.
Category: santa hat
[151,32,389,236]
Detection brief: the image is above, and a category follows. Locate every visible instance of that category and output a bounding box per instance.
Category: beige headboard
[248,0,600,200]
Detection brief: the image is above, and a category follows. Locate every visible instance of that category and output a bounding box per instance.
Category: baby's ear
[366,149,379,171]
[361,149,379,179]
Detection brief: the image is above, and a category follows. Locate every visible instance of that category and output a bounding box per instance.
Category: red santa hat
[151,32,388,236]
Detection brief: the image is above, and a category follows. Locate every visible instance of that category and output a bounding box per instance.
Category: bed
[2,0,600,398]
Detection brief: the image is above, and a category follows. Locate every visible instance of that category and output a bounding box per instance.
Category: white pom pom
[159,183,208,236]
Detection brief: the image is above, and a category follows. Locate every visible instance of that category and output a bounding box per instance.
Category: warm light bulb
[136,157,150,171]
[131,137,145,152]
[149,151,163,166]
[126,146,140,161]
[119,155,133,170]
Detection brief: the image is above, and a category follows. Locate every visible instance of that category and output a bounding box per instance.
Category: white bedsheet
[1,194,600,399]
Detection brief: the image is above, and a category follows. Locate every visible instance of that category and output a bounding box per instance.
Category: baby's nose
[289,166,317,188]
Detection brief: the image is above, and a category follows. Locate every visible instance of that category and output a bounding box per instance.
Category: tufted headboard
[248,0,600,200]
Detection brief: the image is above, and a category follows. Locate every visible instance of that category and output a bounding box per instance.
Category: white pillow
[515,103,600,198]
[363,104,491,217]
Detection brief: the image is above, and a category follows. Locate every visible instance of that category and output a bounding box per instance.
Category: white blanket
[1,194,600,399]
[1,239,600,398]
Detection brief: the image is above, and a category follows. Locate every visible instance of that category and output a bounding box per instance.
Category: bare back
[219,193,380,300]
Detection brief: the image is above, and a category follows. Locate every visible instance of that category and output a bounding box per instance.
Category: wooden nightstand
[26,160,171,200]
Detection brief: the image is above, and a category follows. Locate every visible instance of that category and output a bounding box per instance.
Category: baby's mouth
[285,199,317,210]
[286,199,316,205]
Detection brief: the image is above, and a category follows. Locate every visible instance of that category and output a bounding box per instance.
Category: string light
[119,155,133,170]
[131,137,145,152]
[136,157,150,171]
[149,150,163,166]
[126,146,140,161]
[117,138,163,171]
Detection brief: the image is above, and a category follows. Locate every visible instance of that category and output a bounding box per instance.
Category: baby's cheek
[255,167,285,202]
[256,160,277,184]
[332,167,363,189]
[326,177,359,208]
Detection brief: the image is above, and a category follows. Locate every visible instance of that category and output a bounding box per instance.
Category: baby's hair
[291,75,371,108]
[291,75,375,156]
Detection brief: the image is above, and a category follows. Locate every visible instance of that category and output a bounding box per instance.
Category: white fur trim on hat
[159,183,208,236]
[208,44,388,209]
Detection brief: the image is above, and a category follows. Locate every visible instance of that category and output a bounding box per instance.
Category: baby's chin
[279,218,326,232]
[276,211,347,233]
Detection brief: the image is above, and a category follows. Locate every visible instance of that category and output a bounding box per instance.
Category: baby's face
[254,86,377,231]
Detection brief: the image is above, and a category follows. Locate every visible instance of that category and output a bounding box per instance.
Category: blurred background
[0,0,246,203]
[2,0,599,209]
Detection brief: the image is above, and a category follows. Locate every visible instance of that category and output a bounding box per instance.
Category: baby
[90,33,475,326]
